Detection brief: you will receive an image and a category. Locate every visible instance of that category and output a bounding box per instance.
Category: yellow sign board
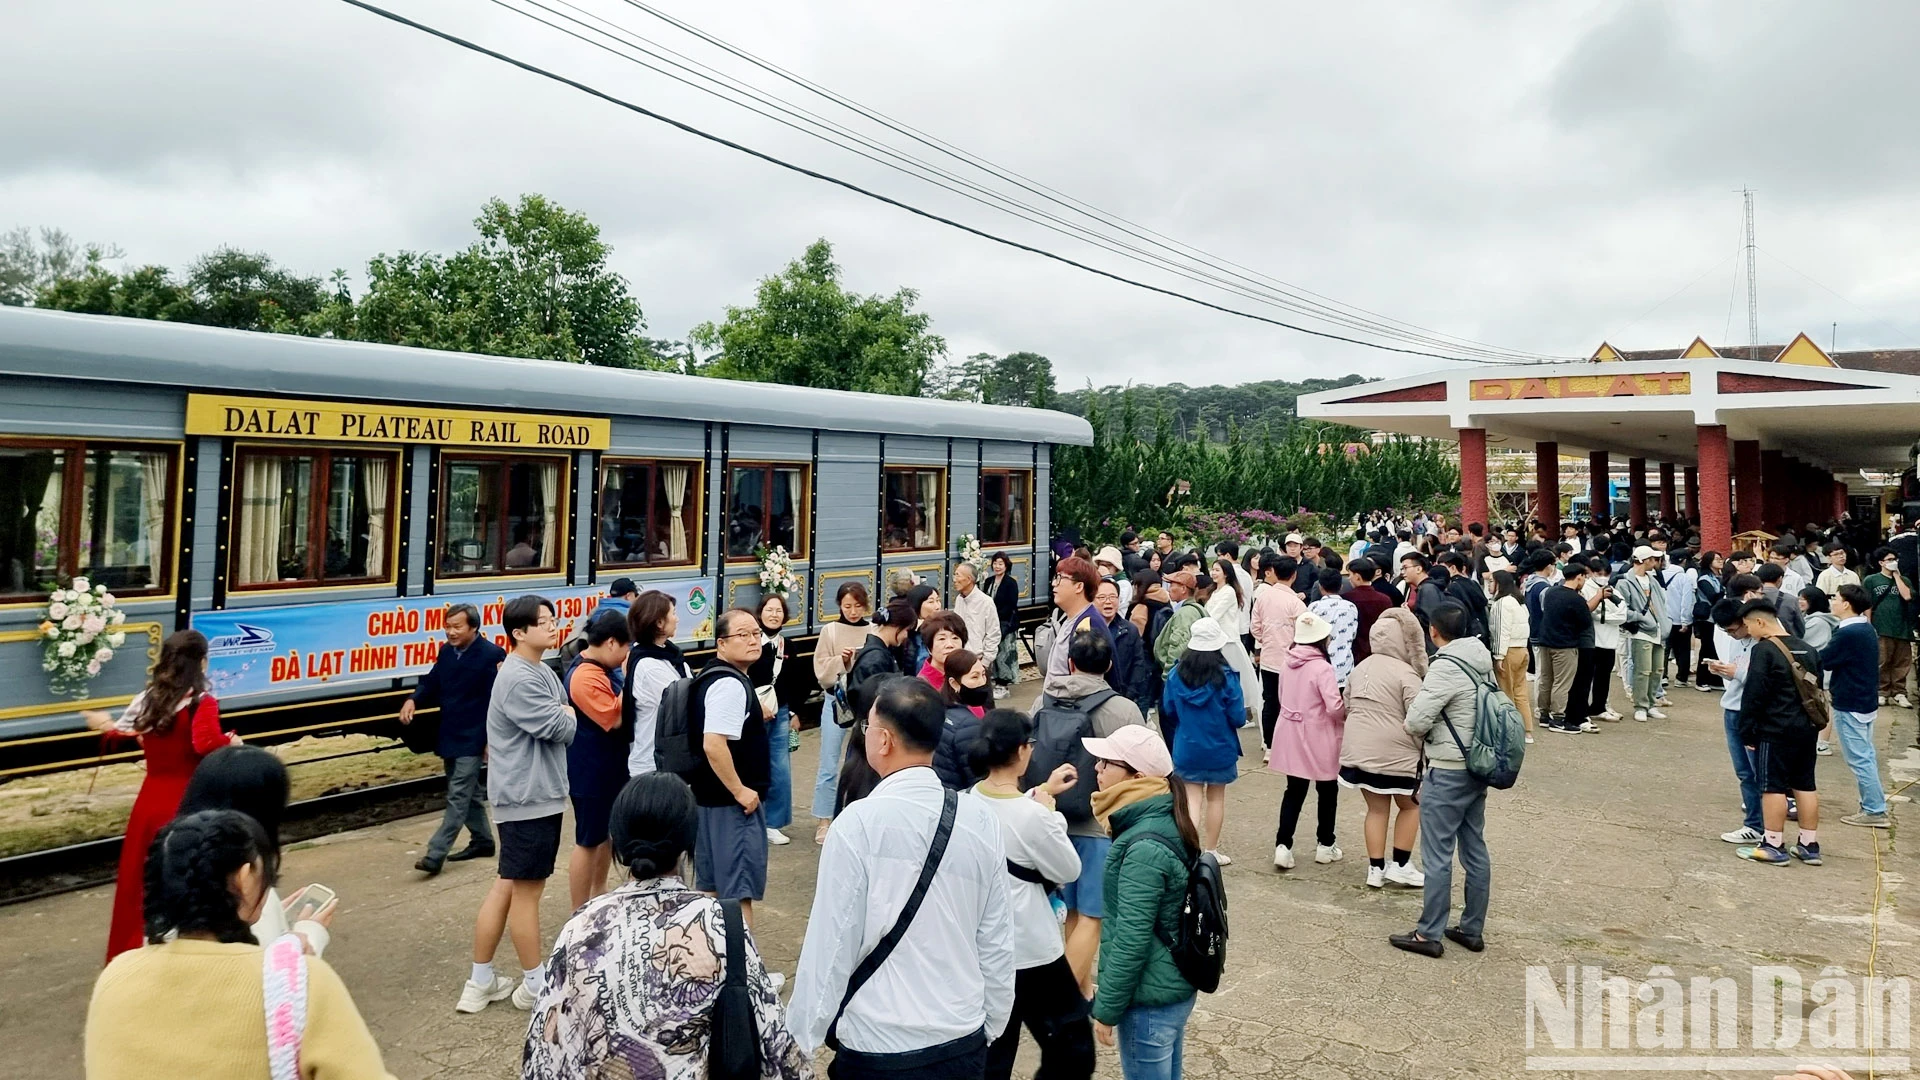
[186,394,609,450]
[1470,372,1690,401]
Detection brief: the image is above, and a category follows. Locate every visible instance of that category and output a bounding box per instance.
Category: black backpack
[1130,834,1228,994]
[1022,691,1113,824]
[654,666,747,778]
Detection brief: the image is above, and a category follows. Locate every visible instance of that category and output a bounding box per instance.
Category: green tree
[354,194,667,369]
[928,350,1057,407]
[0,228,122,307]
[36,262,199,322]
[184,247,328,332]
[691,238,945,395]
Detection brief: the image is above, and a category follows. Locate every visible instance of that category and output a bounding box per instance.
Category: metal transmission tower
[1742,188,1759,349]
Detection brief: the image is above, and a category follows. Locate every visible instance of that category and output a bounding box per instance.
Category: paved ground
[6,675,1918,1080]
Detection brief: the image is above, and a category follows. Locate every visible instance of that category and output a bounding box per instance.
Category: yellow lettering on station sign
[1469,372,1690,402]
[185,394,609,450]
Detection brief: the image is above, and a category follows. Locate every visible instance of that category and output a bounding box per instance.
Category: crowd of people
[74,507,1911,1080]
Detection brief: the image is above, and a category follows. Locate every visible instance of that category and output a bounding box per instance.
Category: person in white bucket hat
[1158,616,1246,864]
[1269,611,1350,871]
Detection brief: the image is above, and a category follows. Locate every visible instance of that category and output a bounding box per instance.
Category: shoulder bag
[709,898,760,1080]
[824,787,959,1051]
[1765,637,1832,732]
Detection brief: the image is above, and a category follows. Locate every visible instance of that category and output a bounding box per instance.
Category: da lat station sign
[1470,372,1690,402]
[186,393,610,450]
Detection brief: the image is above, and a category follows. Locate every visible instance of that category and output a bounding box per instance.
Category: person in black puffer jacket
[931,649,992,789]
[836,599,917,813]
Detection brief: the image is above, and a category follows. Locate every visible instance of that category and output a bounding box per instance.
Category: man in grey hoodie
[1039,630,1145,997]
[1391,602,1493,959]
[456,594,576,1015]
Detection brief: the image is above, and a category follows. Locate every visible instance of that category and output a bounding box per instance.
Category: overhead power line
[333,0,1529,366]
[484,0,1550,362]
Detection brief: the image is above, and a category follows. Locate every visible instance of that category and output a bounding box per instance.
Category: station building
[1298,334,1920,554]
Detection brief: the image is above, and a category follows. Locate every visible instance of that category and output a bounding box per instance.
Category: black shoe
[415,855,444,875]
[1444,928,1486,952]
[447,842,496,863]
[1389,931,1444,958]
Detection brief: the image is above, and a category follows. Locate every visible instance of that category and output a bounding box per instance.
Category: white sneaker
[1720,826,1763,844]
[1315,844,1343,864]
[1696,682,1715,693]
[1207,849,1233,867]
[992,685,1010,700]
[1898,693,1913,709]
[1654,697,1673,708]
[1880,694,1890,706]
[766,828,791,846]
[1815,741,1833,756]
[1366,865,1386,889]
[1525,734,1534,744]
[1578,721,1600,733]
[456,974,516,1013]
[1632,709,1648,721]
[512,977,538,1010]
[1273,844,1295,870]
[1598,709,1622,721]
[1385,861,1426,888]
[1647,708,1668,720]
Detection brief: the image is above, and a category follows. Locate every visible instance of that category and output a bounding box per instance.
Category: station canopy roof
[1297,334,1920,474]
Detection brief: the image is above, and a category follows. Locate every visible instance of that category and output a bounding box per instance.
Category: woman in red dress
[82,630,237,962]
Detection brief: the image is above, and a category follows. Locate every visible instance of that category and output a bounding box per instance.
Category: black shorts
[572,795,614,848]
[497,814,563,880]
[1754,735,1818,796]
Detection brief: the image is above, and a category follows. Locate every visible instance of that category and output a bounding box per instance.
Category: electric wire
[483,0,1558,362]
[611,0,1572,362]
[332,0,1532,366]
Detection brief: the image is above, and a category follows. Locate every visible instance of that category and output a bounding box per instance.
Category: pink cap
[1082,724,1174,779]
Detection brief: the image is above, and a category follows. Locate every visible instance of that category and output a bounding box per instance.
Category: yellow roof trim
[1680,336,1719,360]
[1774,331,1836,367]
[1590,341,1625,363]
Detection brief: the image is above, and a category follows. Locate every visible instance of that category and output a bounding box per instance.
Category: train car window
[881,467,945,552]
[726,463,808,560]
[979,469,1033,546]
[598,458,701,568]
[439,455,566,576]
[0,440,175,599]
[233,447,397,589]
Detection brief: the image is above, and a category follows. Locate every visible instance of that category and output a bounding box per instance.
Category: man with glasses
[690,608,775,928]
[457,595,576,1015]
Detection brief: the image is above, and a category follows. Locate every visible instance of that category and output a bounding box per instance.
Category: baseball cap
[1631,546,1658,563]
[1284,532,1305,545]
[608,577,638,597]
[1081,724,1174,779]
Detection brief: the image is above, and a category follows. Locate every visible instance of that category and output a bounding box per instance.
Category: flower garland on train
[39,577,128,698]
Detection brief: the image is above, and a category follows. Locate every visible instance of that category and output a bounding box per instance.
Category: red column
[1589,451,1610,524]
[1658,462,1677,522]
[1760,450,1786,532]
[1459,427,1489,530]
[1697,425,1732,556]
[1535,441,1560,533]
[1628,457,1649,529]
[1733,440,1762,533]
[1832,474,1848,522]
[1684,466,1699,524]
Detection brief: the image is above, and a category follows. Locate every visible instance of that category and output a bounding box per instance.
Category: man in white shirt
[949,562,1003,667]
[1814,544,1861,597]
[788,676,1015,1077]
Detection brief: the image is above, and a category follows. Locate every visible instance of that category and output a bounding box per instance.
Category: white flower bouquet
[39,576,128,698]
[755,544,801,600]
[955,532,984,572]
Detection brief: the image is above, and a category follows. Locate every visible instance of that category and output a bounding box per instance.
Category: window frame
[435,451,573,579]
[880,465,947,553]
[0,436,180,603]
[724,461,811,562]
[978,468,1034,547]
[228,443,402,592]
[595,456,704,570]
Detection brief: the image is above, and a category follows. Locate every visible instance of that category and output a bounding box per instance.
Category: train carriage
[0,306,1091,777]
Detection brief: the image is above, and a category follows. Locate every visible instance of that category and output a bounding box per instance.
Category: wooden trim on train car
[225,442,405,594]
[432,451,573,581]
[0,435,184,609]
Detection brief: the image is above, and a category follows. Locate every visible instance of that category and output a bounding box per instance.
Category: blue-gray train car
[0,307,1091,777]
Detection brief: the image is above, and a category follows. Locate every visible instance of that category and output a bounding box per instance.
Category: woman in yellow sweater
[85,809,392,1080]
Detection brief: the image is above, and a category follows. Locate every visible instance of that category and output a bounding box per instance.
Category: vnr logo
[207,624,276,656]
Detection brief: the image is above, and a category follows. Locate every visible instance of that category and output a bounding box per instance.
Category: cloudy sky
[5,1,1916,388]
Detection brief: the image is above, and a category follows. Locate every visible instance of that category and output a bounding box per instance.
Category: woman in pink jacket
[1269,610,1345,871]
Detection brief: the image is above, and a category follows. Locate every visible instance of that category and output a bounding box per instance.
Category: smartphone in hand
[284,883,336,924]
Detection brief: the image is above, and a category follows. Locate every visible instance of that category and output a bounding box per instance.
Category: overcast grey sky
[4,0,1915,388]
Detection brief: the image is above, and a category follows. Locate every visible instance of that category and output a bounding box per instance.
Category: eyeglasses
[721,630,762,641]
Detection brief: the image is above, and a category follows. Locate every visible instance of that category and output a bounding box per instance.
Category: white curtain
[538,462,560,569]
[786,468,804,552]
[140,452,168,577]
[662,463,689,562]
[239,457,283,585]
[916,471,939,548]
[362,456,390,578]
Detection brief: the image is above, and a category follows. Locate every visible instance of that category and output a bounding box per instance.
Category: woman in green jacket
[1081,725,1202,1080]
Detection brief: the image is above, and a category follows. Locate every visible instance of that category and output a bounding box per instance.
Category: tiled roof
[1616,344,1920,374]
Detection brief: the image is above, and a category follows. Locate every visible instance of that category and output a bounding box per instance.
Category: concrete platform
[6,679,1917,1079]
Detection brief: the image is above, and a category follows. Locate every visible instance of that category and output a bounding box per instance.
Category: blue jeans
[1832,710,1887,815]
[426,755,491,861]
[1416,767,1490,942]
[812,697,851,819]
[766,705,793,830]
[1723,709,1763,831]
[1115,996,1195,1080]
